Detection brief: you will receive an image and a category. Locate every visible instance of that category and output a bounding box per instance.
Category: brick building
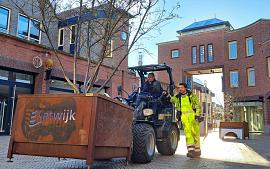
[158,18,270,133]
[0,1,137,135]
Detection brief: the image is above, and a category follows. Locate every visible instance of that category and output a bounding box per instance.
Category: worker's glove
[195,115,204,122]
[162,90,168,96]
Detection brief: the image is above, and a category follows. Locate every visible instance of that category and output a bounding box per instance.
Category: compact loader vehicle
[117,64,181,163]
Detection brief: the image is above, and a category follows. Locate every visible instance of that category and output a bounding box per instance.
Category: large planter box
[7,94,133,167]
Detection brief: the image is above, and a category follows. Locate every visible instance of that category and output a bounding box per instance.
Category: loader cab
[129,64,175,96]
[128,64,176,122]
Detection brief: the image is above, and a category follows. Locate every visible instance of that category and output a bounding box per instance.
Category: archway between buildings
[184,66,265,133]
[184,67,224,135]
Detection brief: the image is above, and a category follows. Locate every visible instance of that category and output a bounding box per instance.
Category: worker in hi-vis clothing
[166,82,202,158]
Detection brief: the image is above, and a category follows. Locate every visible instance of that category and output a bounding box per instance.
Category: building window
[29,19,40,42]
[58,28,64,51]
[199,45,205,63]
[15,72,34,84]
[121,31,127,41]
[246,37,254,57]
[49,79,74,93]
[247,68,255,86]
[268,57,270,78]
[230,70,239,88]
[106,39,112,58]
[0,69,9,80]
[228,41,237,60]
[17,15,29,38]
[0,6,10,33]
[192,46,197,64]
[70,25,76,54]
[17,14,40,43]
[70,25,76,44]
[207,44,214,62]
[171,49,180,58]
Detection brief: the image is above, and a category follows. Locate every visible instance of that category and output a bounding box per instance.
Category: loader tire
[131,123,155,163]
[156,124,179,155]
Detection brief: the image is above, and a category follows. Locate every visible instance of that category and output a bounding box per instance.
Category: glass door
[0,70,34,135]
[0,84,9,133]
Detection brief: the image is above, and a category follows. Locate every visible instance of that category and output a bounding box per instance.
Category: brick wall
[158,19,270,131]
[158,29,226,84]
[158,19,270,99]
[0,33,137,97]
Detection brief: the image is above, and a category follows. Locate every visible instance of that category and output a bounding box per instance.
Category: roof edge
[177,20,231,34]
[156,40,179,46]
[228,18,270,32]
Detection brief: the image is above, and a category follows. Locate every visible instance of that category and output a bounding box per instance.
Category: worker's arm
[162,90,179,104]
[169,94,177,104]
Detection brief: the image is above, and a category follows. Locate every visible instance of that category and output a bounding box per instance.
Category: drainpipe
[121,70,124,97]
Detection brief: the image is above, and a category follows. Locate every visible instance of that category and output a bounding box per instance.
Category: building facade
[56,4,130,69]
[0,1,137,135]
[158,18,270,133]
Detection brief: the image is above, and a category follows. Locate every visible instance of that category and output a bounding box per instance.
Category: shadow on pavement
[221,133,270,161]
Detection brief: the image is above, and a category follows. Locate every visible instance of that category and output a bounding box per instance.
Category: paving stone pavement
[1,131,270,169]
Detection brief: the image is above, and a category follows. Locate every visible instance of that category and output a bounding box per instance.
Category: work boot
[186,150,196,158]
[194,150,201,158]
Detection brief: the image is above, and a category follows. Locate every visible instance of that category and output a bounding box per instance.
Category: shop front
[0,69,34,135]
[233,101,264,132]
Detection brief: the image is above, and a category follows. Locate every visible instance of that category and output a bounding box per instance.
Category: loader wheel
[156,125,179,155]
[131,123,155,163]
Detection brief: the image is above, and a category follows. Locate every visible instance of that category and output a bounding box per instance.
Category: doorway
[0,69,34,135]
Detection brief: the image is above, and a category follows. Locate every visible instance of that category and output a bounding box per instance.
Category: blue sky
[128,0,270,105]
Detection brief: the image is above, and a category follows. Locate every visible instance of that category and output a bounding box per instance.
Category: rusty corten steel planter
[7,93,133,167]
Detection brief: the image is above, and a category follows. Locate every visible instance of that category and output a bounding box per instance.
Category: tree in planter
[9,0,180,94]
[223,93,235,121]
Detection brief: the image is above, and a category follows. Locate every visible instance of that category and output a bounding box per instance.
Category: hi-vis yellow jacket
[170,91,201,116]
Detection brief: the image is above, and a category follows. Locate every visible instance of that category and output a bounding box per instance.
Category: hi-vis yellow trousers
[181,112,201,153]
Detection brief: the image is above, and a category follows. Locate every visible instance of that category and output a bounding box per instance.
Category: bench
[219,122,249,140]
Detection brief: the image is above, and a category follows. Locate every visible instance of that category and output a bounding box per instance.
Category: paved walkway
[0,130,270,169]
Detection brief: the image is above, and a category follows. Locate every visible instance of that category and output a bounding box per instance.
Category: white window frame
[192,46,197,64]
[106,39,113,58]
[58,28,64,47]
[17,13,41,44]
[247,67,255,86]
[29,18,41,43]
[230,70,239,88]
[267,57,270,78]
[199,45,205,63]
[207,44,213,62]
[70,25,76,44]
[246,37,254,57]
[171,49,180,58]
[0,6,11,33]
[229,41,237,60]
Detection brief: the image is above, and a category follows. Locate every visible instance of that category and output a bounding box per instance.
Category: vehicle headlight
[143,109,154,116]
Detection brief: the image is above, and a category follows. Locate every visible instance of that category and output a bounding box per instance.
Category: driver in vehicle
[134,73,163,119]
[142,73,163,98]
